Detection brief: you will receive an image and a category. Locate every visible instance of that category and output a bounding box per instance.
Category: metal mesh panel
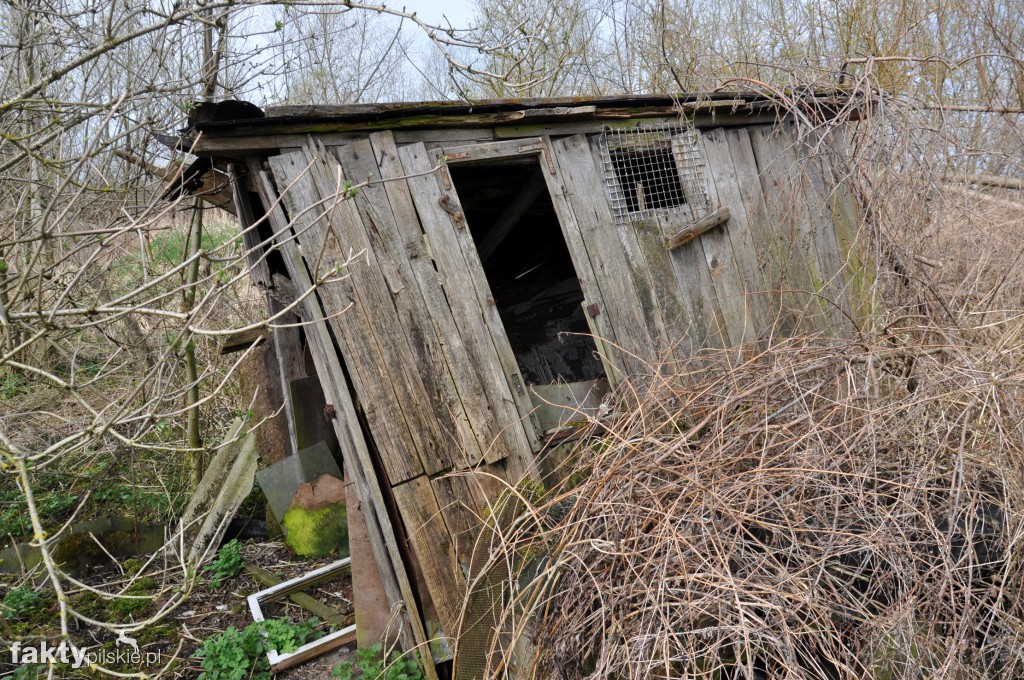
[600,123,710,223]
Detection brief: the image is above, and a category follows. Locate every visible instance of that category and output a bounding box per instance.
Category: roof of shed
[188,91,851,134]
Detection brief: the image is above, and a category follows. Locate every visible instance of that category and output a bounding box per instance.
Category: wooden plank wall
[544,121,862,365]
[239,117,864,670]
[258,134,539,654]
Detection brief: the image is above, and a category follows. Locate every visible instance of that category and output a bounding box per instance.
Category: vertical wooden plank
[700,127,773,344]
[251,165,431,671]
[538,135,626,381]
[334,139,484,469]
[551,134,658,372]
[723,127,797,336]
[391,475,465,640]
[625,216,702,359]
[587,135,704,363]
[747,123,831,333]
[794,128,858,334]
[268,151,428,485]
[587,136,680,362]
[398,142,539,464]
[825,126,875,325]
[229,162,272,290]
[304,144,455,474]
[369,149,509,467]
[370,132,531,475]
[430,475,486,579]
[657,209,729,351]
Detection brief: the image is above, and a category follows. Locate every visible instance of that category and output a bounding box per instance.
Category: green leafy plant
[205,539,244,588]
[2,587,44,620]
[332,643,425,680]
[195,617,321,679]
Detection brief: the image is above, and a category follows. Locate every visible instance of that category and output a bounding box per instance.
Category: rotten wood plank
[538,136,624,383]
[369,131,512,469]
[307,141,455,476]
[656,211,728,351]
[722,127,796,336]
[792,128,856,335]
[335,137,485,469]
[691,133,758,349]
[268,147,446,482]
[251,164,433,673]
[391,475,465,642]
[551,134,658,374]
[822,126,874,325]
[399,142,540,462]
[747,123,831,334]
[270,298,304,459]
[437,137,545,164]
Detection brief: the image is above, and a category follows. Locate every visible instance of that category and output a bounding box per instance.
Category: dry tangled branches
[479,317,1024,679]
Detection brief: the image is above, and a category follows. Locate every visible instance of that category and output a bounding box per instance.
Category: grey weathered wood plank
[657,209,728,350]
[585,136,675,361]
[792,129,856,334]
[391,475,465,641]
[429,475,486,579]
[692,132,757,348]
[250,167,431,670]
[437,137,544,163]
[626,216,702,361]
[398,142,539,463]
[336,137,485,468]
[304,142,456,475]
[747,124,830,333]
[701,128,775,342]
[821,126,873,324]
[722,127,796,336]
[267,149,431,484]
[370,131,528,469]
[552,134,658,373]
[538,136,625,383]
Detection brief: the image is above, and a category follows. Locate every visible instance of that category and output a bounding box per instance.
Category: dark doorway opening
[447,160,605,390]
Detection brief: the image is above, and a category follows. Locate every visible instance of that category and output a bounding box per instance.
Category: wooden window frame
[246,557,356,673]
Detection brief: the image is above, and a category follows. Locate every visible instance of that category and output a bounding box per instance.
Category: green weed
[2,587,43,620]
[195,617,321,679]
[332,643,425,680]
[205,539,244,588]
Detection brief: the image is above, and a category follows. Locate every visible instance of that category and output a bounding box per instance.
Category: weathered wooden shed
[182,93,867,677]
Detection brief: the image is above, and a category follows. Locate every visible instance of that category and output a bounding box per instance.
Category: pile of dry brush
[474,168,1024,679]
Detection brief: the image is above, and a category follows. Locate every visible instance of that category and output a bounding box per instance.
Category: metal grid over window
[600,123,710,223]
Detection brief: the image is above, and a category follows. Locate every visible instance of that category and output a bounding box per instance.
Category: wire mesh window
[600,124,710,223]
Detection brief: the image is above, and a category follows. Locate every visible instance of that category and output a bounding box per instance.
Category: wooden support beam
[664,207,730,250]
[478,171,547,262]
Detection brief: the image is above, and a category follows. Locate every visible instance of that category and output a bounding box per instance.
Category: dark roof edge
[189,90,852,136]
